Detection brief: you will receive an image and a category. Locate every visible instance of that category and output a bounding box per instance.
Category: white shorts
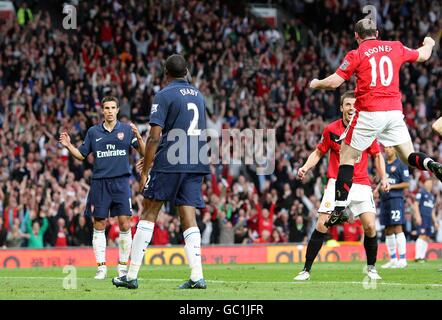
[318,179,376,217]
[341,110,411,151]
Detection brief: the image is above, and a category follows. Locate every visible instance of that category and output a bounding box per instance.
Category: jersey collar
[101,120,120,133]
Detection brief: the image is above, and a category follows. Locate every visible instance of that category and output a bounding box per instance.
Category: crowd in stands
[0,0,441,249]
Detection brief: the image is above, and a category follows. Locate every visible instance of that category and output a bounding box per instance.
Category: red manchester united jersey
[317,119,380,185]
[335,39,419,112]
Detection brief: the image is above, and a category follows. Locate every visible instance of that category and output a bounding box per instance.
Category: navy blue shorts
[417,218,434,236]
[85,176,132,219]
[380,198,405,226]
[142,172,206,209]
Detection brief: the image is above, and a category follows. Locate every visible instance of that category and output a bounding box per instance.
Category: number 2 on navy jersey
[187,102,201,136]
[369,56,393,87]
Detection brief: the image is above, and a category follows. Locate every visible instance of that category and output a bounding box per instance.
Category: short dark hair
[165,54,187,78]
[101,96,119,107]
[355,18,377,39]
[340,90,355,106]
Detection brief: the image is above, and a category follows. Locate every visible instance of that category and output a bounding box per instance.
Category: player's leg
[395,224,407,268]
[116,215,132,277]
[330,111,376,226]
[351,187,381,280]
[385,117,442,182]
[177,205,206,289]
[110,177,134,277]
[130,199,162,278]
[358,212,382,280]
[294,213,329,281]
[92,217,108,279]
[415,234,429,262]
[382,226,398,269]
[175,173,207,289]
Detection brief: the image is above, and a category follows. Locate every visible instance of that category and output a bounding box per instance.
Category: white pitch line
[0,276,441,288]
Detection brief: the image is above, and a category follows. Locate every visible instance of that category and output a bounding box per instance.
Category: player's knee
[118,220,130,232]
[363,223,376,237]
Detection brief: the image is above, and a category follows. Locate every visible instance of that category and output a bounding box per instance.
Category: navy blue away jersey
[149,80,210,173]
[381,158,410,201]
[78,121,138,179]
[416,188,435,220]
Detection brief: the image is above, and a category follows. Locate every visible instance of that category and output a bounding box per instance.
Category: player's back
[337,39,419,112]
[149,79,210,174]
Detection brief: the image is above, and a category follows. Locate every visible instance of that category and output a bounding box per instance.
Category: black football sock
[304,229,326,272]
[364,234,378,266]
[408,152,433,171]
[335,164,354,210]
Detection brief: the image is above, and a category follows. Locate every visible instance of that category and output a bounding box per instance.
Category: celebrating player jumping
[309,18,442,228]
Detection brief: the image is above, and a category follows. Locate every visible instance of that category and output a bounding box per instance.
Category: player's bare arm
[416,36,435,62]
[412,201,422,226]
[59,132,85,161]
[389,181,410,190]
[129,122,146,156]
[431,117,442,136]
[297,148,323,181]
[139,125,162,192]
[432,207,439,231]
[309,73,346,90]
[373,152,390,192]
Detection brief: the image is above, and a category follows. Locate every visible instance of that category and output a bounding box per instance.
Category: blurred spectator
[26,214,48,249]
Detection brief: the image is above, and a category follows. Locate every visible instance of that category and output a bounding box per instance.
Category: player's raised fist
[309,79,319,89]
[423,36,435,47]
[297,166,309,181]
[59,132,71,147]
[129,122,139,135]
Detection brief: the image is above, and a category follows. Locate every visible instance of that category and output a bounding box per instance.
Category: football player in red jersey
[293,91,388,280]
[309,19,441,234]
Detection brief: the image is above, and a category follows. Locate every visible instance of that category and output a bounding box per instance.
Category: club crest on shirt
[390,166,396,172]
[117,132,124,140]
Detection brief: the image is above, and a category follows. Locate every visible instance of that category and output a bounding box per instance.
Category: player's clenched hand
[381,178,390,193]
[423,36,435,47]
[136,158,144,174]
[297,166,309,181]
[129,122,140,136]
[309,79,319,89]
[59,132,71,148]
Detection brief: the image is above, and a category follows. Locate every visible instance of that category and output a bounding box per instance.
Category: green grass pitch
[0,261,441,300]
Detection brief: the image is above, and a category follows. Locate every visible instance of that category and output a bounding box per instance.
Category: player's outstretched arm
[310,73,345,90]
[431,117,442,136]
[416,36,435,62]
[59,132,85,161]
[297,148,323,181]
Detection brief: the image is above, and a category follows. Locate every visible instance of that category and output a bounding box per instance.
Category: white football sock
[93,229,106,266]
[415,238,424,259]
[385,234,397,261]
[118,229,132,267]
[183,227,204,282]
[421,239,428,260]
[396,232,407,260]
[127,220,154,280]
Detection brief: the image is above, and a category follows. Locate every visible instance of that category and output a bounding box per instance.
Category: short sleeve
[335,50,358,81]
[149,93,169,128]
[400,163,410,182]
[367,139,380,156]
[317,127,330,154]
[401,42,419,63]
[78,129,92,158]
